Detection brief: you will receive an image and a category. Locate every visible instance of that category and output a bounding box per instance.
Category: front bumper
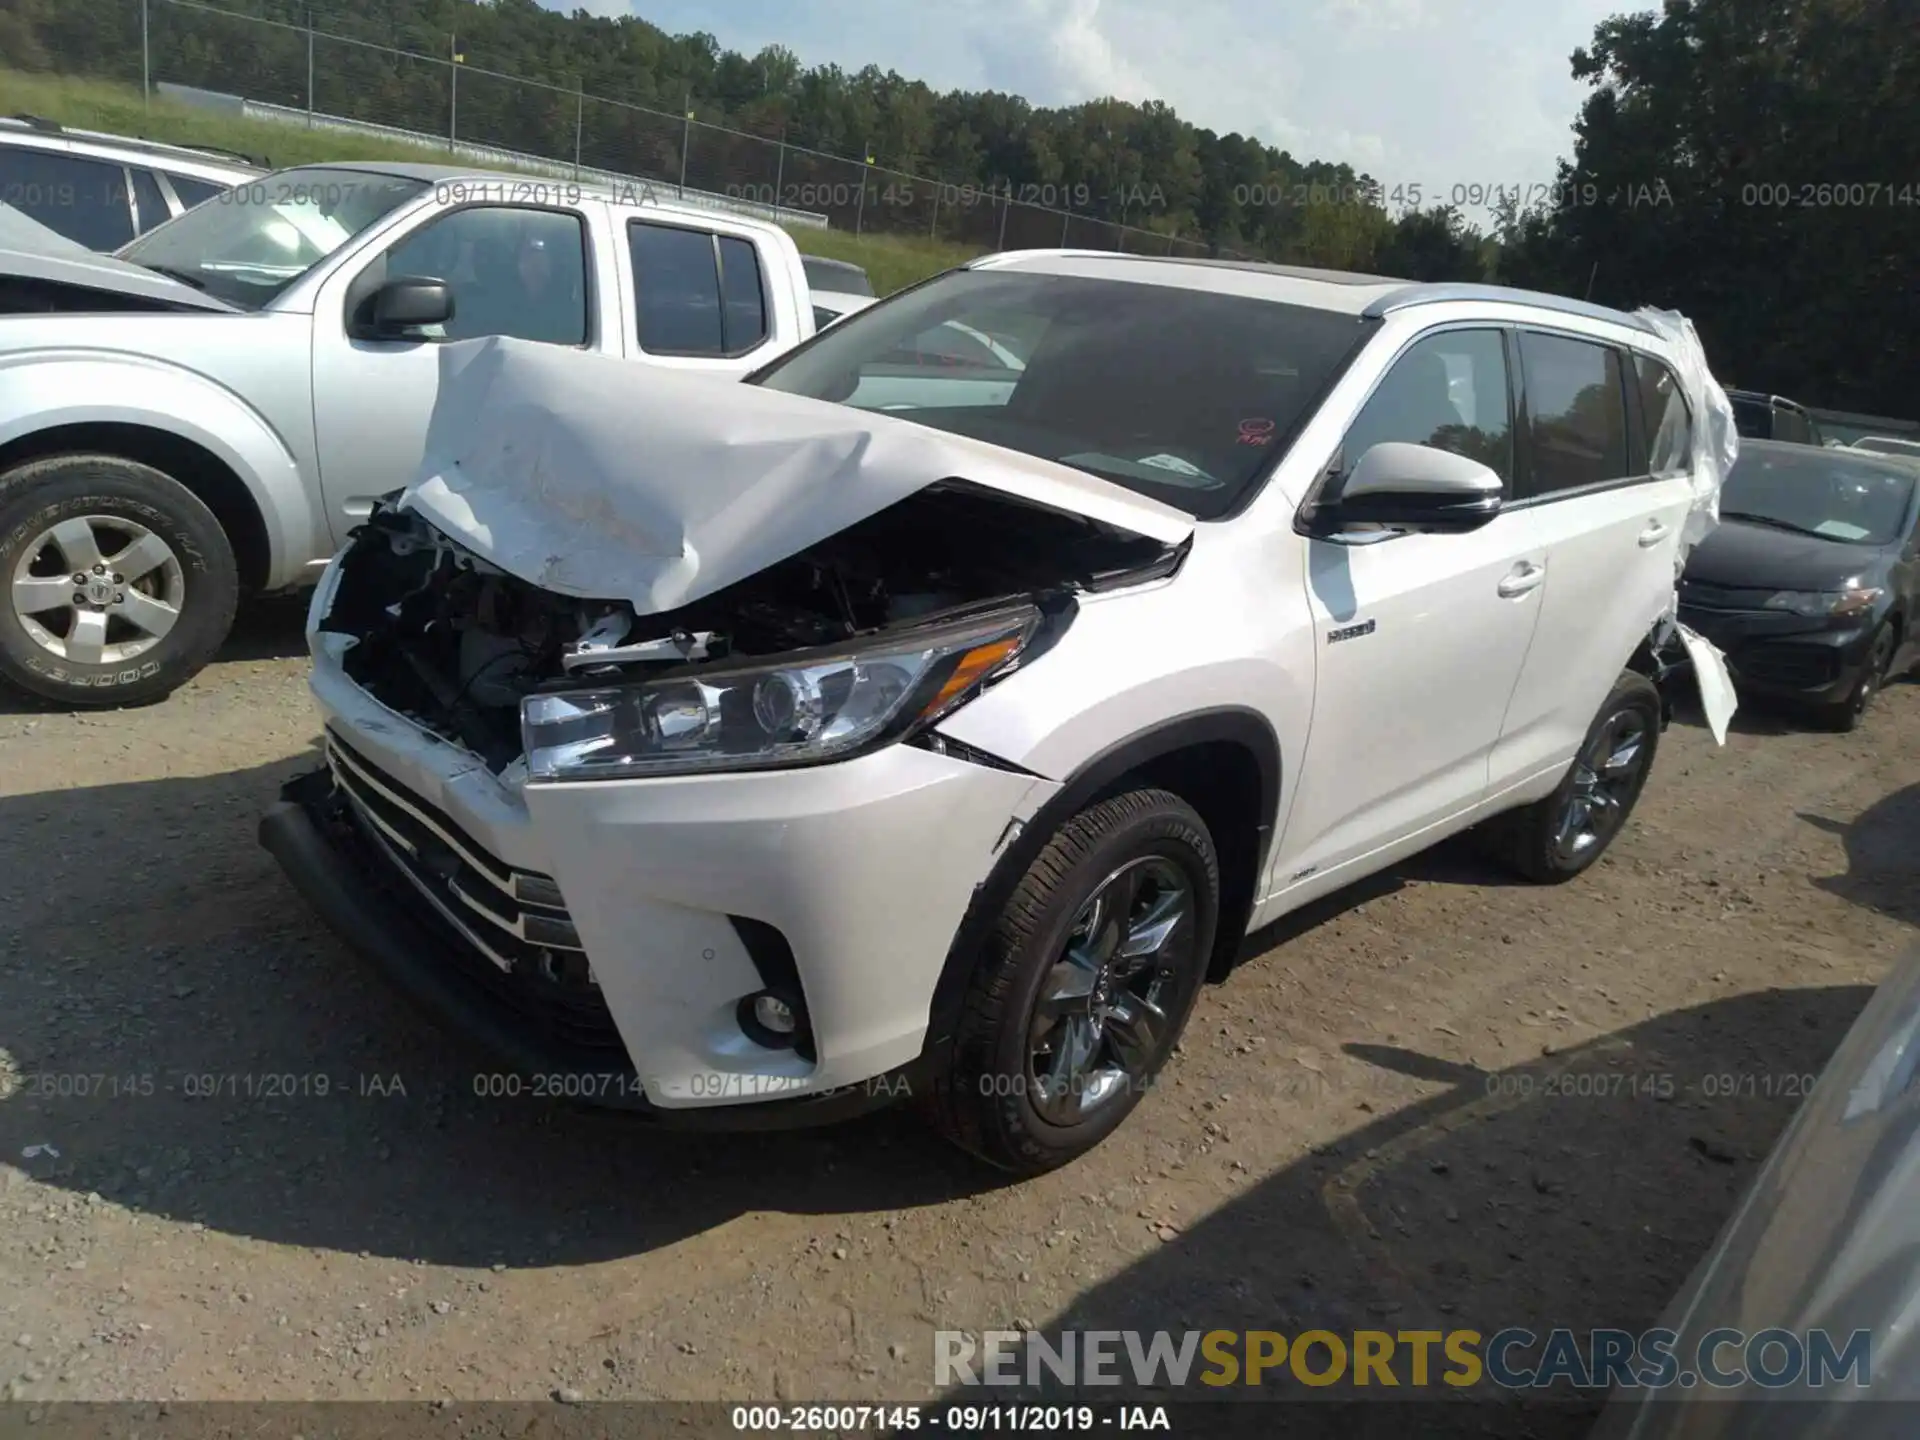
[267,644,1056,1115]
[1675,602,1879,703]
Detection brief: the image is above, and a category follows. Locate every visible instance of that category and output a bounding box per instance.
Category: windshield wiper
[138,262,208,291]
[1721,510,1825,538]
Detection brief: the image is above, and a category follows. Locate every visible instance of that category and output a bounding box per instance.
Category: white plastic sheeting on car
[1634,306,1740,744]
[399,335,1192,615]
[1633,307,1740,578]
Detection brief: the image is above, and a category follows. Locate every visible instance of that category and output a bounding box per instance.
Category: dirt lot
[1,602,1915,1426]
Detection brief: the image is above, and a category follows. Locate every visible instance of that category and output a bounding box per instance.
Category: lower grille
[1732,645,1839,689]
[323,729,628,1059]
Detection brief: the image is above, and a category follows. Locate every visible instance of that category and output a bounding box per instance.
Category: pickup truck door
[1487,332,1695,792]
[308,196,623,542]
[1271,327,1551,893]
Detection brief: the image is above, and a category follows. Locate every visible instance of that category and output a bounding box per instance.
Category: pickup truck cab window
[628,219,769,357]
[378,205,589,346]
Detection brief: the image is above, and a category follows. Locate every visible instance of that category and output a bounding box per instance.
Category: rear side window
[128,167,170,233]
[1632,352,1693,475]
[0,148,135,250]
[1519,330,1630,495]
[628,221,769,357]
[1773,405,1812,445]
[165,173,227,209]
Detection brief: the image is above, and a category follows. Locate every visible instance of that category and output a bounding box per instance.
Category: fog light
[752,993,798,1036]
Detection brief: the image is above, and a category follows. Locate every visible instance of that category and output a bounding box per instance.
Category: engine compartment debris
[320,481,1182,771]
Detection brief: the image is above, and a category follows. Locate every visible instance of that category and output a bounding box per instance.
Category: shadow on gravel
[1801,780,1920,926]
[927,984,1873,1439]
[0,754,1005,1268]
[0,738,1882,1305]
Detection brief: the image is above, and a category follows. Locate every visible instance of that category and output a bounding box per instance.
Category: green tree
[1499,0,1918,413]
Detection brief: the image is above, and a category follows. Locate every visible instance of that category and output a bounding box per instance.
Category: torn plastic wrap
[1633,306,1740,743]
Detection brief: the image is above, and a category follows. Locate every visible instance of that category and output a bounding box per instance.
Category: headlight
[1762,586,1883,618]
[522,606,1040,781]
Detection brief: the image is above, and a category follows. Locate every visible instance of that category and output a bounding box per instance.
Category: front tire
[931,788,1219,1176]
[0,455,239,708]
[1819,622,1895,732]
[1496,669,1662,884]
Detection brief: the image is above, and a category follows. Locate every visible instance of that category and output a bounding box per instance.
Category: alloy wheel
[11,515,185,667]
[1025,855,1198,1125]
[1552,707,1652,867]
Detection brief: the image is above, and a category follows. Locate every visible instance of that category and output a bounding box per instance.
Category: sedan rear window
[751,268,1372,518]
[1721,448,1916,545]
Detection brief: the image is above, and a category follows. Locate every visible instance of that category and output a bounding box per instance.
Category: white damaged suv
[262,252,1734,1173]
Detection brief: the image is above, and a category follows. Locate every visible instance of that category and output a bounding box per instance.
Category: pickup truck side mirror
[1300,441,1503,536]
[356,276,454,340]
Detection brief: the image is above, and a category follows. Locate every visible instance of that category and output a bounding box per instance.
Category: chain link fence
[30,0,1230,261]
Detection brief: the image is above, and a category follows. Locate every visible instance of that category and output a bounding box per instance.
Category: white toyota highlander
[262,251,1737,1174]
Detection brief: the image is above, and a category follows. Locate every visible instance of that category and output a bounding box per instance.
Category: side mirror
[357,276,453,339]
[1302,441,1503,536]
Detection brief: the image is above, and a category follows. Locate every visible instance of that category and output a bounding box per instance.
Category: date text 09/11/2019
[729,1404,1172,1432]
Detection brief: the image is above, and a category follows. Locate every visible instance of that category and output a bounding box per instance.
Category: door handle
[1497,561,1546,598]
[1638,519,1671,547]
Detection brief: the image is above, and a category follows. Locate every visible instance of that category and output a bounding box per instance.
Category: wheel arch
[922,707,1283,1057]
[0,422,274,592]
[0,359,319,591]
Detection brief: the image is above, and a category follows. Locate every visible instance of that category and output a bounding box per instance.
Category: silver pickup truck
[0,161,816,706]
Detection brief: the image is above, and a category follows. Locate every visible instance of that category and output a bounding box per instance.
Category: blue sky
[542,0,1632,203]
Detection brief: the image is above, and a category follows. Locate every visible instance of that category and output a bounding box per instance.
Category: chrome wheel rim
[10,515,184,667]
[1552,707,1650,865]
[1026,855,1197,1126]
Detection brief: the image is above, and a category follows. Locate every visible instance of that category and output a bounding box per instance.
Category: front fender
[0,351,318,590]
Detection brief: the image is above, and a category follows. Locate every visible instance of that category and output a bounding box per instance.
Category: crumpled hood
[400,335,1194,614]
[0,201,238,313]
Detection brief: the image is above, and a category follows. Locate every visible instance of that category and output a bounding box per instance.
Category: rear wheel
[930,788,1219,1175]
[1494,670,1661,884]
[1819,623,1895,732]
[0,455,239,708]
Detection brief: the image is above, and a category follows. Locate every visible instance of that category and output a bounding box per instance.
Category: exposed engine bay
[321,480,1183,771]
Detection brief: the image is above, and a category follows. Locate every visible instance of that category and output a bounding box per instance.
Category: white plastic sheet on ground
[1634,307,1740,743]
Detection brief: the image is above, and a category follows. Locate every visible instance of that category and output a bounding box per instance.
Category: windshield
[1721,447,1916,545]
[118,167,427,309]
[751,267,1372,519]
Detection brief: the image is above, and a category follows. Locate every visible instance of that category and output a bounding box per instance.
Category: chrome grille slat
[324,730,583,957]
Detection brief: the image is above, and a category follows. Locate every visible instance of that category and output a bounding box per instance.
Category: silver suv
[0,115,260,250]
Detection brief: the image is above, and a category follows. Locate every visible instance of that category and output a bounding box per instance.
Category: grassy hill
[0,65,978,293]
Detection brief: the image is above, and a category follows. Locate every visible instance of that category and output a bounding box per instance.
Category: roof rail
[171,140,266,168]
[1363,282,1658,335]
[11,113,64,133]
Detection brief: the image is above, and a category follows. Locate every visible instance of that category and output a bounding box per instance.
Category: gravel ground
[0,602,1915,1427]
